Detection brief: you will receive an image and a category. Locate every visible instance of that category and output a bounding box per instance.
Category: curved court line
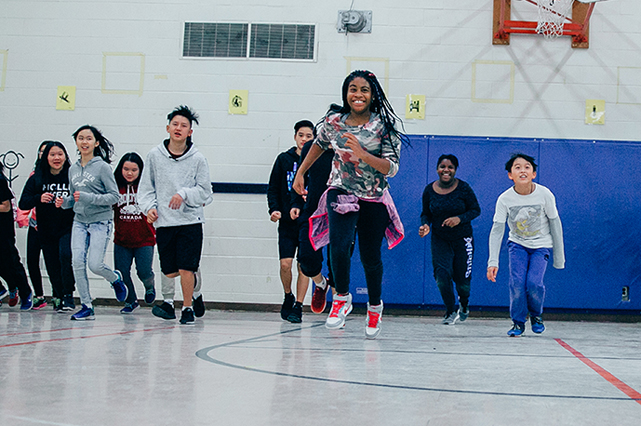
[195,324,641,402]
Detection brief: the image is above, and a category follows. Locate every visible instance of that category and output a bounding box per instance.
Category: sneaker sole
[286,315,302,324]
[152,307,176,320]
[179,320,195,325]
[71,316,95,321]
[366,327,381,339]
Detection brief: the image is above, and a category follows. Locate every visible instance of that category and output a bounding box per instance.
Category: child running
[139,105,212,325]
[19,141,76,312]
[487,153,565,336]
[16,141,49,309]
[56,125,128,320]
[113,152,157,314]
[293,70,407,339]
[267,120,314,323]
[0,163,33,310]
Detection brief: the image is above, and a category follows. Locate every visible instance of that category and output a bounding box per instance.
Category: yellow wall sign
[585,99,605,125]
[56,86,76,111]
[229,90,248,115]
[405,94,425,119]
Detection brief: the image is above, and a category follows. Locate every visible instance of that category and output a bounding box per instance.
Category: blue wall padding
[343,135,641,312]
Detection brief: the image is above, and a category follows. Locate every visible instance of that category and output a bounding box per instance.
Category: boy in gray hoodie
[138,105,213,325]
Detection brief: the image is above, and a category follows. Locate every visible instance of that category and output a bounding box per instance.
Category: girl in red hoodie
[113,152,157,313]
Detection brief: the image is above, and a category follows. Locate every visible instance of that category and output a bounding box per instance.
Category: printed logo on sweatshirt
[508,205,543,238]
[42,183,70,202]
[286,162,298,192]
[117,192,143,221]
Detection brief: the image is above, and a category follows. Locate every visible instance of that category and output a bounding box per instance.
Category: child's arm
[56,172,75,209]
[419,185,432,237]
[549,216,565,269]
[267,154,284,220]
[487,221,505,282]
[179,156,213,208]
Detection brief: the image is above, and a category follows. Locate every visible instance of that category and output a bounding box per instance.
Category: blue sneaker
[71,304,95,321]
[20,293,33,311]
[111,270,128,302]
[507,322,525,337]
[144,288,156,305]
[120,301,139,314]
[531,316,545,334]
[0,288,7,300]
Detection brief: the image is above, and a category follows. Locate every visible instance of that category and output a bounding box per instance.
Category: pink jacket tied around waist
[309,188,404,251]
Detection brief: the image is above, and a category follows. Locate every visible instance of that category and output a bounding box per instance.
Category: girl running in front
[55,125,127,320]
[292,70,408,339]
[19,141,76,312]
[113,152,157,314]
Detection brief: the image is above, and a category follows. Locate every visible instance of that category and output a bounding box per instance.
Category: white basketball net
[536,0,575,38]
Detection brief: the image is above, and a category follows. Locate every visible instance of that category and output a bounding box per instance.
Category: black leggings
[26,226,44,297]
[0,236,32,299]
[41,232,74,299]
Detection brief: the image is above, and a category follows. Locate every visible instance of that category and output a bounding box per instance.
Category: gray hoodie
[138,140,213,228]
[61,157,119,224]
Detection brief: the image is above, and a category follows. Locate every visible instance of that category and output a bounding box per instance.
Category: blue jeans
[71,220,117,305]
[114,244,155,304]
[326,189,388,305]
[507,241,550,324]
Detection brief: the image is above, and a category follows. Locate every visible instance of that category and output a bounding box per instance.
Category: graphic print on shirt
[71,170,96,188]
[117,186,143,221]
[42,182,70,201]
[286,162,298,192]
[509,205,543,238]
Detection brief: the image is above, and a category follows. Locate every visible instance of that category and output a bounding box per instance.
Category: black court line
[195,322,641,402]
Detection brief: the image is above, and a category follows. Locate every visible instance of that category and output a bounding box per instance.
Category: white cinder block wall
[2,0,640,304]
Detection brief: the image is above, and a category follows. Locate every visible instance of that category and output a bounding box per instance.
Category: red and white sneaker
[311,277,328,314]
[325,293,352,329]
[365,301,383,339]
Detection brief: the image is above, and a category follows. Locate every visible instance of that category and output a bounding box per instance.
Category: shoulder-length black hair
[114,152,144,188]
[35,141,72,183]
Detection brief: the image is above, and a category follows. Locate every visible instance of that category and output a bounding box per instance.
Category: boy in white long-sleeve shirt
[487,153,565,337]
[138,105,213,325]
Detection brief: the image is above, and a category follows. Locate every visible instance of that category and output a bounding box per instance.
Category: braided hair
[326,70,409,146]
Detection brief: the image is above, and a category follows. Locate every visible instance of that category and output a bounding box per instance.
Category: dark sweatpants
[431,232,474,315]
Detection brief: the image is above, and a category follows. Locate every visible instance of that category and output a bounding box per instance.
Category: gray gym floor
[1,306,639,426]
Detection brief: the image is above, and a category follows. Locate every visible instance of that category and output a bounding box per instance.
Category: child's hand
[168,193,183,209]
[73,191,81,202]
[442,217,461,227]
[270,211,281,222]
[292,173,306,196]
[290,208,300,221]
[487,267,498,282]
[344,133,366,159]
[147,208,158,223]
[54,197,64,208]
[418,224,430,237]
[41,193,54,203]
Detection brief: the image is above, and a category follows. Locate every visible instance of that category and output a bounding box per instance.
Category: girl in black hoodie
[19,141,76,311]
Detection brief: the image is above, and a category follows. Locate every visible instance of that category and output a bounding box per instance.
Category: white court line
[3,415,80,426]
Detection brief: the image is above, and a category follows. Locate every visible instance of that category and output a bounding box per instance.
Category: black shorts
[278,221,300,260]
[156,224,203,275]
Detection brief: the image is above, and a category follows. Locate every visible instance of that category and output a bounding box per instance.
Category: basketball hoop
[536,0,575,38]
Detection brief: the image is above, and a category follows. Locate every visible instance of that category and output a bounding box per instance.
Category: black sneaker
[52,297,63,312]
[61,295,75,311]
[152,302,176,320]
[193,295,205,318]
[180,308,195,325]
[280,292,295,320]
[287,302,303,323]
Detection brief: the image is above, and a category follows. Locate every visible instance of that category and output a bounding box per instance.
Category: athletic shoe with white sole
[325,293,353,329]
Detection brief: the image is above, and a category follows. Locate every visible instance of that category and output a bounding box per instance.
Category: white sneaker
[365,301,383,339]
[442,310,459,325]
[325,293,353,329]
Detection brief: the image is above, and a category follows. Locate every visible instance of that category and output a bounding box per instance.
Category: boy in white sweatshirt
[139,105,213,325]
